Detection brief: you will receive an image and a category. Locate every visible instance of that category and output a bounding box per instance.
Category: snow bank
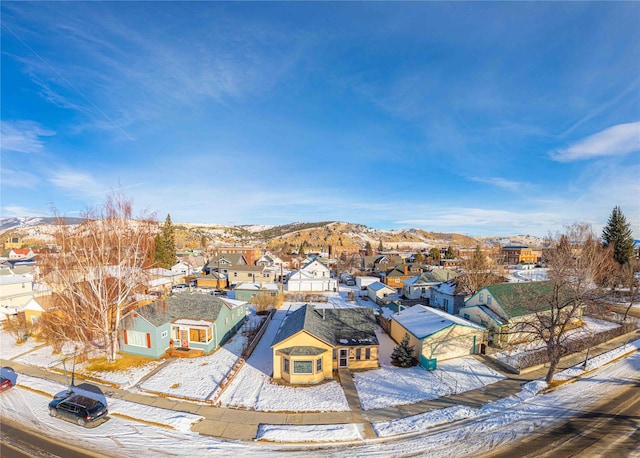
[373,405,477,437]
[255,424,363,442]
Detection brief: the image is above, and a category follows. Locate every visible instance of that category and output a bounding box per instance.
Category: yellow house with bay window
[272,305,379,384]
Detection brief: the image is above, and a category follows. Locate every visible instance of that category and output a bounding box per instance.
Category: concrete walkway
[2,328,638,442]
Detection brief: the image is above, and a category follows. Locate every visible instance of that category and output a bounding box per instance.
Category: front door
[338,348,348,368]
[179,329,189,348]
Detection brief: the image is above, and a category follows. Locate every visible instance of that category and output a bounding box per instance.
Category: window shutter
[123,330,128,344]
[146,333,151,348]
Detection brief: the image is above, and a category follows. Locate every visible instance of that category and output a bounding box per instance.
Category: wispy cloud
[551,121,640,162]
[0,168,40,188]
[48,169,102,193]
[469,177,530,192]
[0,120,55,153]
[2,205,50,217]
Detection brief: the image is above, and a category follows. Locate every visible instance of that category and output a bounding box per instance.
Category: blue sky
[1,2,639,238]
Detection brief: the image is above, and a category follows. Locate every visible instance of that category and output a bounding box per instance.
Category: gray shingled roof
[272,305,378,347]
[131,293,228,327]
[278,346,328,356]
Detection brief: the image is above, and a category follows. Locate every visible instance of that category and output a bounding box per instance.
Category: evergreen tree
[602,206,635,265]
[445,246,456,259]
[414,252,425,264]
[154,214,176,269]
[429,248,441,262]
[365,241,373,256]
[391,333,417,367]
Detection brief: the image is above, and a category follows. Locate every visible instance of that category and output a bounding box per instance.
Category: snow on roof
[368,281,393,292]
[221,298,247,309]
[235,282,279,291]
[0,273,32,285]
[432,280,460,296]
[174,318,213,327]
[392,305,484,339]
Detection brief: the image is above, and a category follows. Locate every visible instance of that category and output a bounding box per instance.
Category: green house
[120,293,247,358]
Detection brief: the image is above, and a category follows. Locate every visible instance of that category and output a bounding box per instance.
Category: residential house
[367,281,397,304]
[120,294,247,358]
[233,282,281,303]
[286,259,338,292]
[377,301,403,334]
[0,272,33,308]
[390,305,485,367]
[147,267,185,295]
[430,280,467,315]
[227,265,275,287]
[458,282,579,346]
[355,276,380,290]
[382,265,419,288]
[206,254,247,276]
[196,272,228,289]
[171,261,194,277]
[3,236,24,250]
[362,254,404,272]
[271,304,379,384]
[402,269,457,301]
[9,248,35,260]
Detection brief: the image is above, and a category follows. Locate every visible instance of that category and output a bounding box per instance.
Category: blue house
[120,293,247,358]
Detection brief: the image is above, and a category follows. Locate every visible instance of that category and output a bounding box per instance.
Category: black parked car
[49,383,108,427]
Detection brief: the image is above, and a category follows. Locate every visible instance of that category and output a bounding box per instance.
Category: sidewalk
[2,328,638,442]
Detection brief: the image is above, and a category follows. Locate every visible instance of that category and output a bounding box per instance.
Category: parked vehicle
[49,383,108,427]
[0,367,17,392]
[172,283,189,292]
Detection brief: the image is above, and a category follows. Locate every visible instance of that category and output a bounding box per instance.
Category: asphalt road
[0,417,109,458]
[486,381,640,458]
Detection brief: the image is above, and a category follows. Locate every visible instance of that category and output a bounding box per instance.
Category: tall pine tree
[154,214,176,269]
[602,206,634,265]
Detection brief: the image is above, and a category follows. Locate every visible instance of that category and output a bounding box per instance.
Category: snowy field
[491,316,620,369]
[0,330,41,360]
[1,340,638,456]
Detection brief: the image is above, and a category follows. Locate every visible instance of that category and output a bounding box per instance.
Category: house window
[190,328,210,343]
[293,360,313,374]
[126,330,148,348]
[479,293,484,303]
[234,272,237,277]
[283,358,289,374]
[443,299,449,308]
[464,313,470,320]
[161,330,168,339]
[270,292,277,297]
[316,358,322,372]
[487,296,492,305]
[365,348,371,360]
[355,348,361,360]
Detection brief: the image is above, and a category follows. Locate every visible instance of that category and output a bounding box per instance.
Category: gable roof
[209,253,246,266]
[128,293,245,327]
[392,304,484,339]
[368,281,395,293]
[403,269,457,286]
[272,305,378,348]
[483,282,555,319]
[431,279,465,296]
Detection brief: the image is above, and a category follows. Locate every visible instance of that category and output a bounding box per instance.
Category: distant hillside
[2,217,482,253]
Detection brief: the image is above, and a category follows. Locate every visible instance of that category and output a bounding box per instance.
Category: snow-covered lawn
[139,311,265,400]
[354,356,505,410]
[256,424,363,442]
[218,305,350,412]
[491,316,620,369]
[0,331,42,360]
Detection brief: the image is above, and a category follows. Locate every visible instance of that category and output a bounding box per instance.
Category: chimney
[404,265,408,275]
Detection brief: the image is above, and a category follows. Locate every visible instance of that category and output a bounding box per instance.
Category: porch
[165,347,205,358]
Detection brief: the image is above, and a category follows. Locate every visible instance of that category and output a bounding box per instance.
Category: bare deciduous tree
[38,193,156,362]
[457,245,505,295]
[511,224,612,383]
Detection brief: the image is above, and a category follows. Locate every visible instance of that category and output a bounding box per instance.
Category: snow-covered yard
[354,357,505,410]
[218,305,350,412]
[491,316,620,369]
[0,330,42,360]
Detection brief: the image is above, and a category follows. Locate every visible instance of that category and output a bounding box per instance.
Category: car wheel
[49,408,57,417]
[77,417,87,427]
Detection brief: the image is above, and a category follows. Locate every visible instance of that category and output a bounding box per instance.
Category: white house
[286,259,338,292]
[367,281,397,303]
[0,272,34,308]
[355,276,379,290]
[171,261,194,276]
[402,269,456,300]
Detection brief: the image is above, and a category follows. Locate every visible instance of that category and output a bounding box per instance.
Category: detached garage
[390,305,485,369]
